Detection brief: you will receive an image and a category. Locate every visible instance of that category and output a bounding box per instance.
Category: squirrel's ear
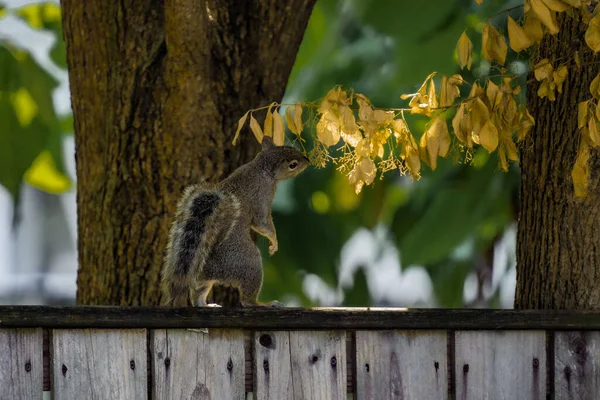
[262,135,274,150]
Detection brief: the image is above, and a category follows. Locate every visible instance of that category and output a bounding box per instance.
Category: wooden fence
[1,306,600,399]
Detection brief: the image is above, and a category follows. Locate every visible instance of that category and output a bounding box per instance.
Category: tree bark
[515,14,600,309]
[61,1,316,305]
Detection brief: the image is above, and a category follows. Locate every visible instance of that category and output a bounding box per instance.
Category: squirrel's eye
[289,160,298,170]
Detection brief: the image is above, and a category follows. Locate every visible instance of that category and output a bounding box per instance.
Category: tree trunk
[515,14,600,309]
[61,1,316,305]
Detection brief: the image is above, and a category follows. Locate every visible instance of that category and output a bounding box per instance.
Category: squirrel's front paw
[268,240,279,255]
[268,300,285,308]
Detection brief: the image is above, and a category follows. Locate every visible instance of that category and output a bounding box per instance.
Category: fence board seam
[447,330,455,400]
[547,330,555,400]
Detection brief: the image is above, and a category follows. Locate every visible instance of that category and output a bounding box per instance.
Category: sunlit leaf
[479,120,499,152]
[530,0,559,34]
[524,14,544,43]
[249,114,264,143]
[507,16,533,52]
[585,13,600,53]
[482,23,508,65]
[273,110,285,146]
[457,31,473,70]
[232,110,249,145]
[23,150,71,194]
[572,139,590,198]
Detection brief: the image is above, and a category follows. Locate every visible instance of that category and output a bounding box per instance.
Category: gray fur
[161,136,309,307]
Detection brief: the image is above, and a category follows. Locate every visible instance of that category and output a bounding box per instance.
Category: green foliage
[0,2,71,201]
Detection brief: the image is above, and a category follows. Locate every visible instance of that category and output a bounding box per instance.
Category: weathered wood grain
[254,331,346,400]
[52,329,147,400]
[152,329,245,400]
[356,330,448,400]
[3,306,600,330]
[455,330,546,399]
[555,331,600,399]
[0,328,43,400]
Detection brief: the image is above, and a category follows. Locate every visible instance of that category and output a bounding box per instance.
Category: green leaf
[392,158,503,266]
[0,97,50,199]
[0,46,23,91]
[20,54,59,127]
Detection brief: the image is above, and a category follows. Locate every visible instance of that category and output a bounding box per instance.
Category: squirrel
[161,135,310,307]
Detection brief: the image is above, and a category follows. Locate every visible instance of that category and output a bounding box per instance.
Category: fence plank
[254,331,346,400]
[355,330,448,400]
[455,331,546,399]
[555,331,600,399]
[0,328,43,400]
[52,329,147,400]
[152,329,245,400]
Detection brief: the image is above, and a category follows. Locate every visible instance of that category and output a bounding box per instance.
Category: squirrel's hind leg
[194,280,217,307]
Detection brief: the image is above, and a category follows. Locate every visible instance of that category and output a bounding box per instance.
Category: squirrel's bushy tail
[160,184,240,306]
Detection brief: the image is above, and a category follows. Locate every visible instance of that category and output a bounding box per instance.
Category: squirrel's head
[259,136,310,180]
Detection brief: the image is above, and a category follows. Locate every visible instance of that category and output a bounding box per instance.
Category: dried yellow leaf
[468,81,484,99]
[596,102,600,121]
[319,87,348,114]
[503,96,518,126]
[263,104,275,138]
[232,110,249,145]
[524,14,544,43]
[479,120,499,152]
[391,119,408,139]
[457,32,473,70]
[316,111,341,147]
[534,59,553,81]
[537,80,555,101]
[425,132,440,171]
[293,103,303,134]
[440,75,463,107]
[530,0,559,34]
[486,80,502,110]
[356,94,373,122]
[431,116,451,157]
[589,117,600,147]
[273,110,285,146]
[359,158,377,185]
[348,157,377,194]
[404,73,438,116]
[340,106,361,147]
[572,139,590,198]
[427,79,438,109]
[541,0,571,11]
[508,16,533,52]
[452,103,469,144]
[505,138,519,161]
[404,145,421,177]
[249,114,264,143]
[553,65,568,93]
[590,73,600,99]
[498,146,509,171]
[356,138,371,158]
[482,23,508,65]
[470,97,491,136]
[585,13,600,53]
[285,106,296,134]
[517,107,535,141]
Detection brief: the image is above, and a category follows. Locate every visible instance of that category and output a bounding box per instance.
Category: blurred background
[0,0,524,307]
